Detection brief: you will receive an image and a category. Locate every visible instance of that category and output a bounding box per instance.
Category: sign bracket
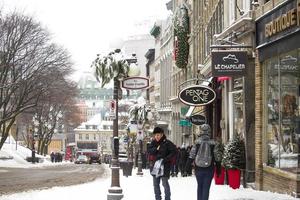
[210,38,253,49]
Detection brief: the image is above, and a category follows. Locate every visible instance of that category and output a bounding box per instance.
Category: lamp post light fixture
[128,103,151,177]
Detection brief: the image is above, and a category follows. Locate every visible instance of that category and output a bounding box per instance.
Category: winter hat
[153,126,164,134]
[199,124,211,135]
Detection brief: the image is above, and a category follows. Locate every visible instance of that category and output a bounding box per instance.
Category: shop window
[229,90,244,140]
[265,49,299,172]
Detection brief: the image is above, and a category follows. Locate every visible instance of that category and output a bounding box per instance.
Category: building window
[94,134,96,140]
[79,134,82,140]
[86,134,89,140]
[264,49,299,171]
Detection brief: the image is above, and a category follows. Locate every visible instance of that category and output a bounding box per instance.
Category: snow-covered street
[0,139,299,200]
[0,165,298,200]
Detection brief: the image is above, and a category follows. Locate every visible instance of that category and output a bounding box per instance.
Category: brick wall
[254,50,263,190]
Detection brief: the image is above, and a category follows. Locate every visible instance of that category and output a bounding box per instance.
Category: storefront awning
[185,106,206,118]
[185,106,194,118]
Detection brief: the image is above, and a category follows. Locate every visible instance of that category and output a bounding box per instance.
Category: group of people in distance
[147,124,220,200]
[170,144,193,178]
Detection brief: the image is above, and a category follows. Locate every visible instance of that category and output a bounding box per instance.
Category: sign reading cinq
[190,114,206,126]
[178,85,216,106]
[122,77,149,90]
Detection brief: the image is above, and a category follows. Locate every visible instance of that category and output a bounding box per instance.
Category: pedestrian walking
[50,152,55,163]
[170,147,179,177]
[147,126,177,200]
[185,146,193,176]
[186,124,220,200]
[179,145,188,176]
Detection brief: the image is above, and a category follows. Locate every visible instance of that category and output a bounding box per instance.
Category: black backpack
[194,137,213,168]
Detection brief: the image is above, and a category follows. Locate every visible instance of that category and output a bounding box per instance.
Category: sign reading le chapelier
[178,85,216,106]
[212,51,248,77]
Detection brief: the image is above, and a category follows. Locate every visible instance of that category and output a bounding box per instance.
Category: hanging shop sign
[190,114,206,126]
[211,50,248,77]
[178,85,216,106]
[122,76,149,90]
[256,0,300,47]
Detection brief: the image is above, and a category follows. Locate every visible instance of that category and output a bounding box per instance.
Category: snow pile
[0,135,67,168]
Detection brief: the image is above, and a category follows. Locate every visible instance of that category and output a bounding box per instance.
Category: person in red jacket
[147,126,177,200]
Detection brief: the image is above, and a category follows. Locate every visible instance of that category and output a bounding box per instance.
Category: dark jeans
[152,176,171,200]
[195,167,214,200]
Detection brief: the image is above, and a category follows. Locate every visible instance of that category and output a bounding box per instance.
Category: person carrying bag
[147,127,177,200]
[186,124,221,200]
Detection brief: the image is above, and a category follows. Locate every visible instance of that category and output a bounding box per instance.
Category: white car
[75,155,88,164]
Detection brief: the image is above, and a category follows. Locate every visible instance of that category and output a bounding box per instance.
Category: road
[0,163,107,195]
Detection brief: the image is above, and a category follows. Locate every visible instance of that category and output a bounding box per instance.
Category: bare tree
[0,11,74,149]
[33,70,79,155]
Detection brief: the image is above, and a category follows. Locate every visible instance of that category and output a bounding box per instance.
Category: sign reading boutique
[256,0,300,47]
[211,50,248,77]
[178,85,216,106]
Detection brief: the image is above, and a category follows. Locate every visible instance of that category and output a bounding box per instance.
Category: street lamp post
[107,77,123,200]
[92,49,135,200]
[136,122,144,175]
[30,128,36,164]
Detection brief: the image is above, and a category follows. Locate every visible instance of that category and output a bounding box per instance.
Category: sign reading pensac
[178,85,216,106]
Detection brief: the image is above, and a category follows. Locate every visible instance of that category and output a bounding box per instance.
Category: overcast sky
[0,0,170,80]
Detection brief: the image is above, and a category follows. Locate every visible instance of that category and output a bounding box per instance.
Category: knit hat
[199,124,211,135]
[153,126,164,134]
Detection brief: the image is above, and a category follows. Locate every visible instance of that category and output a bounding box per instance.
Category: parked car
[75,155,88,164]
[89,154,101,164]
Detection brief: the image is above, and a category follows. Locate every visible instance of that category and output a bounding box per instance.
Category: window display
[265,49,300,172]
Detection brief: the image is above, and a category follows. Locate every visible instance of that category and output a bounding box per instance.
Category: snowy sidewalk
[0,166,298,200]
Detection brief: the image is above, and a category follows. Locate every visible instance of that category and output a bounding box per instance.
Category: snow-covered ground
[0,136,69,168]
[0,166,297,200]
[0,136,298,200]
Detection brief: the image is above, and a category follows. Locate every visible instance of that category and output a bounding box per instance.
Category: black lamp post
[31,129,36,164]
[107,77,123,200]
[92,49,132,200]
[136,122,144,176]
